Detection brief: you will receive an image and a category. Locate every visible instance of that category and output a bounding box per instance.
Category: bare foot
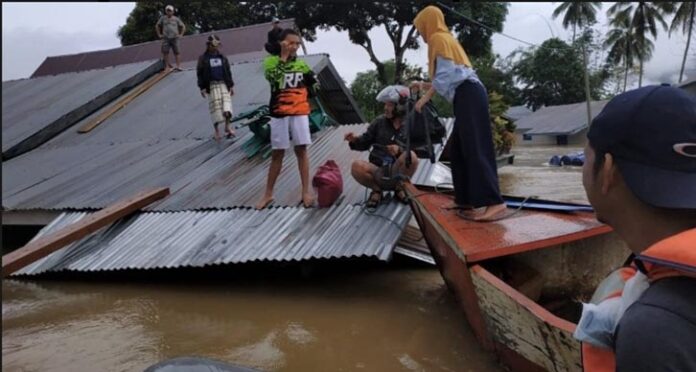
[213,131,222,142]
[302,193,315,208]
[473,203,508,221]
[443,203,474,210]
[255,195,274,210]
[225,128,236,139]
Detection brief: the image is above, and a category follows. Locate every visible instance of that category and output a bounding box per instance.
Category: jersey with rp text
[263,55,317,117]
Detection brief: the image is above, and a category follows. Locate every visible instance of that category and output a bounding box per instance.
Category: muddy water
[2,268,498,372]
[2,145,584,372]
[499,146,587,204]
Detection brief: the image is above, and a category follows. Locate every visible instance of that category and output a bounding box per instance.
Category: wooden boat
[404,183,630,372]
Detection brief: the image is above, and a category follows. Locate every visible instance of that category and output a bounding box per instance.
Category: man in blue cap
[576,84,695,371]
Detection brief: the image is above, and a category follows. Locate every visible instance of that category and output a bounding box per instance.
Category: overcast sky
[3,2,694,88]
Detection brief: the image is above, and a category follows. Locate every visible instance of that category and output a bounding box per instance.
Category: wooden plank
[2,60,163,160]
[78,69,171,133]
[2,187,169,277]
[471,264,582,372]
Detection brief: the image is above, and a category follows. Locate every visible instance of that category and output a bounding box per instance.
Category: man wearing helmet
[345,85,419,210]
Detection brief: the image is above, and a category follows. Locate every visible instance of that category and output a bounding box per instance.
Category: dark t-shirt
[208,55,225,82]
[615,277,696,372]
[349,115,407,166]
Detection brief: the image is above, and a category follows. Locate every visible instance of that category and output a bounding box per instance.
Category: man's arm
[196,56,206,93]
[348,120,379,151]
[263,56,280,84]
[177,18,186,37]
[155,18,163,38]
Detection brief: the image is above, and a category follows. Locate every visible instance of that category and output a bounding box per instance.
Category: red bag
[312,160,343,208]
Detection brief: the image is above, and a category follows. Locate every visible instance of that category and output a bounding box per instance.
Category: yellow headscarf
[413,5,472,78]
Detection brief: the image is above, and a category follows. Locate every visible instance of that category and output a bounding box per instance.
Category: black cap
[587,84,696,209]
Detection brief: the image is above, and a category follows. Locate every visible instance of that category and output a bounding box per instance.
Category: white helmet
[376,85,409,103]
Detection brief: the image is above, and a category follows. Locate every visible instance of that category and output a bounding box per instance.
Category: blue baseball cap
[587,84,696,209]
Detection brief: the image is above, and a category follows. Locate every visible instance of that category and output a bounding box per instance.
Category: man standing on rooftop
[156,5,186,71]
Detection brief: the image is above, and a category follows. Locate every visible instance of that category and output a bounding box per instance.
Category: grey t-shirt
[615,277,696,372]
[157,15,184,39]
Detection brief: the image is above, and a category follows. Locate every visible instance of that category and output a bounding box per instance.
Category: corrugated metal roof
[31,20,296,78]
[36,55,359,150]
[515,100,608,136]
[2,120,453,211]
[502,105,533,122]
[13,202,411,276]
[2,60,160,159]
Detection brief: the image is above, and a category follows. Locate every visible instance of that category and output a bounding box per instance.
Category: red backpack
[312,160,343,208]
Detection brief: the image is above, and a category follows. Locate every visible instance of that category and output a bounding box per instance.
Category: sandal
[394,183,409,204]
[366,190,382,211]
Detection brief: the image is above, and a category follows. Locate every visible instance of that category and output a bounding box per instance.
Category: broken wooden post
[2,187,170,277]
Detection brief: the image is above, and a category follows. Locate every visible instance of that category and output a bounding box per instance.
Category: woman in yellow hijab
[412,5,506,222]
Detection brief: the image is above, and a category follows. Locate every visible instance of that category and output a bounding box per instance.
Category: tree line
[118,1,694,118]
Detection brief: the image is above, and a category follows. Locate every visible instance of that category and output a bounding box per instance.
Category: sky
[3,2,695,88]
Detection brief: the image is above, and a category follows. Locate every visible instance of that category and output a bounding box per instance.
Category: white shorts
[269,115,312,150]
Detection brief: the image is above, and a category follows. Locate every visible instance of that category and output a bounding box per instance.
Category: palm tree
[605,21,655,92]
[670,2,695,83]
[605,18,635,92]
[608,2,675,87]
[551,2,602,128]
[552,2,603,41]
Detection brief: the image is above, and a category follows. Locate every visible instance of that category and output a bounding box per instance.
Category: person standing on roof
[256,29,319,210]
[344,85,419,211]
[156,4,186,71]
[197,35,235,142]
[265,17,283,55]
[574,85,696,372]
[411,5,506,222]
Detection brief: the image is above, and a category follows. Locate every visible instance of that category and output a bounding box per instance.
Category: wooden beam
[2,187,170,277]
[78,69,171,133]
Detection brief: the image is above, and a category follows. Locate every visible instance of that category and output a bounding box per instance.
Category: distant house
[2,23,450,272]
[513,100,608,146]
[502,105,533,123]
[680,78,696,96]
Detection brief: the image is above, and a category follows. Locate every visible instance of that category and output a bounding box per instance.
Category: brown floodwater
[2,145,586,372]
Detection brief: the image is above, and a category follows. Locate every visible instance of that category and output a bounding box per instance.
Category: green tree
[118,2,250,46]
[669,2,695,83]
[511,38,606,110]
[444,2,510,61]
[608,2,675,87]
[552,2,602,127]
[472,53,522,106]
[350,60,425,122]
[119,2,509,85]
[552,2,602,41]
[604,16,649,92]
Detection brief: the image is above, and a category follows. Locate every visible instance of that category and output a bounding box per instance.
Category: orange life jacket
[582,228,696,372]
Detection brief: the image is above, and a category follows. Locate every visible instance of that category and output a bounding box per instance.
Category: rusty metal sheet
[31,20,296,78]
[407,189,611,263]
